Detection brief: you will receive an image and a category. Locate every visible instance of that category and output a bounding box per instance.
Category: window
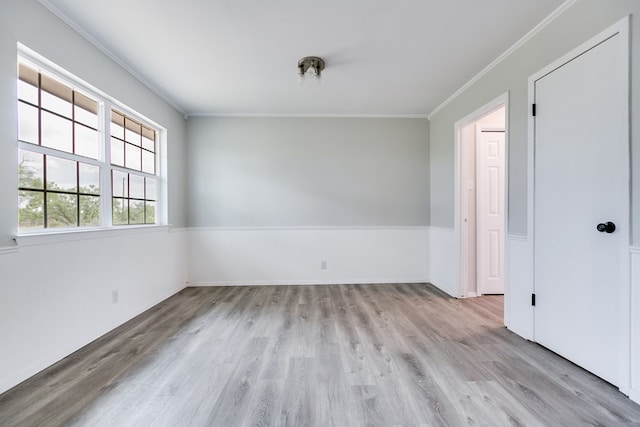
[17,54,162,232]
[110,110,158,225]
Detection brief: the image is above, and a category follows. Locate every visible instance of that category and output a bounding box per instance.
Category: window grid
[17,57,160,232]
[18,151,101,229]
[18,64,100,160]
[110,110,156,175]
[111,171,157,226]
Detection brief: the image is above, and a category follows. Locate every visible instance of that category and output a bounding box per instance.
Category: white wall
[631,248,640,403]
[189,227,428,286]
[0,229,188,394]
[0,1,189,394]
[428,226,456,296]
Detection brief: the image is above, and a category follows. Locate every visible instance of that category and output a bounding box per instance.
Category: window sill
[14,225,171,247]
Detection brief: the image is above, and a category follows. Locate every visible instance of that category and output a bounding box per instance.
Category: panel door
[477,130,505,295]
[533,34,628,386]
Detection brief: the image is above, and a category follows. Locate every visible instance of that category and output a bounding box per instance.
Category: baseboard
[188,278,430,287]
[629,388,640,405]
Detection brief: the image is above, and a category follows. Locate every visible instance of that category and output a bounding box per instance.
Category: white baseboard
[630,388,640,405]
[189,278,429,287]
[188,227,429,287]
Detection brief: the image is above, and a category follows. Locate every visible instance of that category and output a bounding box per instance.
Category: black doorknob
[596,222,616,233]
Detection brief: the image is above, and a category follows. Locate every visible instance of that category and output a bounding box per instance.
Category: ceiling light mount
[298,56,325,77]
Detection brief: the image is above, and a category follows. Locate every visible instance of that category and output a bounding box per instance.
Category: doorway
[455,95,507,300]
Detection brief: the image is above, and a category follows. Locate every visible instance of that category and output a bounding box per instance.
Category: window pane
[19,190,44,230]
[41,110,72,153]
[125,117,141,146]
[142,127,155,151]
[46,156,77,192]
[18,80,38,105]
[18,102,39,144]
[125,143,141,170]
[41,74,72,118]
[141,150,155,174]
[41,92,72,118]
[47,193,77,228]
[112,170,128,197]
[112,198,128,225]
[75,123,99,159]
[79,163,100,195]
[18,63,39,104]
[74,92,98,128]
[79,195,100,226]
[129,199,144,224]
[18,150,44,189]
[111,137,124,166]
[110,110,124,139]
[130,174,144,199]
[145,178,157,201]
[145,201,156,224]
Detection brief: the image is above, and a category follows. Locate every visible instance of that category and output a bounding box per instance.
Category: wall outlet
[111,289,119,304]
[321,260,327,270]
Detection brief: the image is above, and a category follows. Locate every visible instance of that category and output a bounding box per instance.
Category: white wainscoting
[505,235,533,340]
[188,227,429,286]
[631,247,640,404]
[0,227,188,394]
[427,226,456,297]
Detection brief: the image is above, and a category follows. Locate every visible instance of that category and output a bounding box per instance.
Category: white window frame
[17,44,167,236]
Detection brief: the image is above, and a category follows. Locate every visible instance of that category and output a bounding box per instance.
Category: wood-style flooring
[1,283,639,426]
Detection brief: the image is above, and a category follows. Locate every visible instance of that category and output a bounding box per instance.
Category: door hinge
[532,104,536,116]
[531,293,536,306]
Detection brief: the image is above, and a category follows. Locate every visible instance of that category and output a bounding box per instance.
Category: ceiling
[40,0,567,117]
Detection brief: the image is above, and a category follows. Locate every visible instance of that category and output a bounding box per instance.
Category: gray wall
[429,0,640,242]
[187,117,429,227]
[0,0,188,247]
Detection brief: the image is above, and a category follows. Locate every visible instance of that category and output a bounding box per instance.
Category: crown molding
[38,0,187,116]
[427,0,579,119]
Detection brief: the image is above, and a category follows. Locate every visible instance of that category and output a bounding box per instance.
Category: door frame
[454,93,509,300]
[527,16,630,393]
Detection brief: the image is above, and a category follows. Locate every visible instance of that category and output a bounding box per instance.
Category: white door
[533,32,628,386]
[477,129,505,295]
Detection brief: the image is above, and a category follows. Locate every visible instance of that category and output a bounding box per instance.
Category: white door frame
[454,93,509,299]
[527,16,630,393]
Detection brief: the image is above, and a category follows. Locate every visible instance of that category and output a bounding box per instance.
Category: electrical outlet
[321,260,327,270]
[112,290,119,304]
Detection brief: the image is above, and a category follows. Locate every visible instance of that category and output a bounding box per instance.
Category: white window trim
[17,43,168,236]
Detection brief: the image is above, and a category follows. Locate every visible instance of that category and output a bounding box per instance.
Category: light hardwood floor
[1,283,639,426]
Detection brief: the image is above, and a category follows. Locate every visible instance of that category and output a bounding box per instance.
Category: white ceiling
[40,0,566,117]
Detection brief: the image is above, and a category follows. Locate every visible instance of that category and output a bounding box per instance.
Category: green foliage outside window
[18,156,100,229]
